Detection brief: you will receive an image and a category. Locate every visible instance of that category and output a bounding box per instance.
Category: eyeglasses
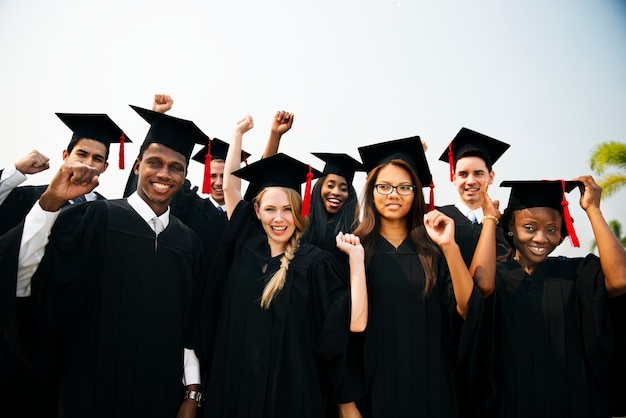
[374,184,416,196]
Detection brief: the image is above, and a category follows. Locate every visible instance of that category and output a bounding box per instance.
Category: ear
[100,161,109,174]
[487,170,495,185]
[62,149,70,161]
[133,159,141,175]
[254,202,261,219]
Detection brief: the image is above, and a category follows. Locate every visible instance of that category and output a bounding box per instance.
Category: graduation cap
[130,105,208,162]
[358,136,435,210]
[500,180,582,247]
[311,152,364,185]
[439,127,510,181]
[191,138,251,194]
[233,153,323,216]
[56,113,131,169]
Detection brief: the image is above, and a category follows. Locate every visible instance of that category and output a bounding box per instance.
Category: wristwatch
[184,389,204,407]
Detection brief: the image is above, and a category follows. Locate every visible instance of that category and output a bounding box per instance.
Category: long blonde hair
[254,187,308,309]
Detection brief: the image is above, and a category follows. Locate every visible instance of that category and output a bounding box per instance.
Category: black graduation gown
[303,221,367,408]
[0,184,105,418]
[438,205,510,266]
[0,199,205,418]
[607,293,626,416]
[195,200,351,418]
[360,236,479,418]
[0,183,105,236]
[170,179,227,273]
[489,256,613,418]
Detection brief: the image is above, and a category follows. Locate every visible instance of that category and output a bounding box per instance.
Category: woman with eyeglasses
[351,137,492,417]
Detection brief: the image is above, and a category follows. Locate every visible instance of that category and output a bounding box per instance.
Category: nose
[156,166,172,179]
[533,230,549,243]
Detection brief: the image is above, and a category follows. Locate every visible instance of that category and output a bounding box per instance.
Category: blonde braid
[260,230,302,309]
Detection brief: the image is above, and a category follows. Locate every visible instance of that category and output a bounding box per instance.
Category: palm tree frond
[590,142,626,174]
[597,174,626,197]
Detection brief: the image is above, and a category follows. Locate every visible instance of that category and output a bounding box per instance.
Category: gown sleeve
[188,199,253,377]
[1,202,107,378]
[303,246,351,401]
[576,254,614,414]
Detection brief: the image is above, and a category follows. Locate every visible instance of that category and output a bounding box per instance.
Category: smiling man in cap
[0,105,208,418]
[0,111,130,418]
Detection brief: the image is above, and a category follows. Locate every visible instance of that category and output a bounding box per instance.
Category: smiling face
[373,164,414,221]
[511,207,563,273]
[255,187,297,254]
[453,156,494,209]
[320,173,350,216]
[210,159,225,205]
[134,143,187,216]
[63,138,109,175]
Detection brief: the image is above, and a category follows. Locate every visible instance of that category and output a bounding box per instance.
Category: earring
[507,232,514,237]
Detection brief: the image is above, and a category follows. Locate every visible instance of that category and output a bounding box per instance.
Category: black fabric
[302,221,367,411]
[0,199,205,418]
[170,179,227,273]
[0,183,105,418]
[192,200,351,418]
[484,255,613,418]
[358,236,470,417]
[607,294,626,416]
[438,205,510,266]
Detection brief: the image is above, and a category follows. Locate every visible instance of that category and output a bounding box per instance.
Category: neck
[268,239,287,258]
[380,218,408,247]
[514,252,537,275]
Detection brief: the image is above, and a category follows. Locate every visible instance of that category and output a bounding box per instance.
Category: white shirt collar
[208,194,226,212]
[127,192,170,229]
[454,199,484,222]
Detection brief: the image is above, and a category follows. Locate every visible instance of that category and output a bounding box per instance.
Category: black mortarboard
[358,136,434,210]
[439,127,510,181]
[56,113,131,169]
[130,105,207,161]
[311,152,364,185]
[233,153,323,216]
[500,180,582,247]
[191,137,251,194]
[191,137,251,163]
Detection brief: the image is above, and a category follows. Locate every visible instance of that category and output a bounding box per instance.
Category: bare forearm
[441,243,474,319]
[587,206,626,296]
[262,131,282,159]
[223,130,244,217]
[469,220,497,297]
[348,258,368,332]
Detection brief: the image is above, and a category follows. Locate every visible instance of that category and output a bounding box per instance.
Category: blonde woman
[190,114,367,418]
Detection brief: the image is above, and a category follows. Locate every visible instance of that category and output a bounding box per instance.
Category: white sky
[1,0,625,256]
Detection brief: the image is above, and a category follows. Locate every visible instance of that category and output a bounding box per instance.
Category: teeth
[153,183,170,190]
[272,226,287,231]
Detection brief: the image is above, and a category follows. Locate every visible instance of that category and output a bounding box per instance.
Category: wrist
[184,389,204,408]
[482,215,499,225]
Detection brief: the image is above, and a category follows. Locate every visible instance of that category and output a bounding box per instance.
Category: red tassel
[560,179,580,247]
[447,143,454,182]
[302,165,313,217]
[202,137,212,194]
[119,133,125,170]
[428,181,435,212]
[242,151,248,166]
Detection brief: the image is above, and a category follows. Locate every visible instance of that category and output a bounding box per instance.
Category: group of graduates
[0,94,625,418]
